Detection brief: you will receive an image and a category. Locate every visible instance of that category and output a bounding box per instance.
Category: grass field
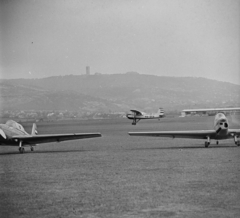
[1,116,240,218]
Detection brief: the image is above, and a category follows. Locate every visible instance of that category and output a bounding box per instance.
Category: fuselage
[0,121,29,146]
[126,113,163,120]
[213,113,229,139]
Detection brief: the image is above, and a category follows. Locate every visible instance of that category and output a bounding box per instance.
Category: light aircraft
[0,120,102,153]
[126,108,165,125]
[129,113,240,147]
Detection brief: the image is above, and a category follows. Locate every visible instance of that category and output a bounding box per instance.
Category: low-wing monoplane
[0,120,102,153]
[129,113,240,147]
[126,108,165,125]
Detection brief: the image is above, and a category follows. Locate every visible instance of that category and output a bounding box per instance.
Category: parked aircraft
[129,113,240,147]
[0,120,102,153]
[126,108,165,125]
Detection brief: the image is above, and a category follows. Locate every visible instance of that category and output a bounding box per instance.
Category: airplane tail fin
[31,123,38,135]
[158,108,165,114]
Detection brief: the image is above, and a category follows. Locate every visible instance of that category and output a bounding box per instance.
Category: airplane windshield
[6,120,25,131]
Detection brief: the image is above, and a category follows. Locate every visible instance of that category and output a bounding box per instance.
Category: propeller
[0,129,7,139]
[216,127,222,134]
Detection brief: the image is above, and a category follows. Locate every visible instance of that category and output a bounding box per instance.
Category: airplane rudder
[31,123,38,135]
[158,108,164,114]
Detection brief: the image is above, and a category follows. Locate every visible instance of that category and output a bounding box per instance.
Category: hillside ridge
[1,74,239,113]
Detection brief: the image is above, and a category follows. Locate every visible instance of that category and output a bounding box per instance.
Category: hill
[1,74,240,113]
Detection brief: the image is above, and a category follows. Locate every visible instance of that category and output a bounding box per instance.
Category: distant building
[180,107,240,117]
[86,66,90,75]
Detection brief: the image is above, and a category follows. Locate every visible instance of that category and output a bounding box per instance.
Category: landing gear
[30,146,34,151]
[132,119,140,125]
[234,136,239,146]
[19,147,25,153]
[18,141,25,153]
[216,141,219,145]
[205,142,210,148]
[205,137,210,148]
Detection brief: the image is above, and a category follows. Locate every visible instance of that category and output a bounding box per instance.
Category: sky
[0,0,239,84]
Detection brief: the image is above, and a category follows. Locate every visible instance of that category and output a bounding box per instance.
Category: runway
[1,116,240,217]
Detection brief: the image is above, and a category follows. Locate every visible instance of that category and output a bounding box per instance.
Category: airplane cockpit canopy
[6,120,25,131]
[218,111,226,115]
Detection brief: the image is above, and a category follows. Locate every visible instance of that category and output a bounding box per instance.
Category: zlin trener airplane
[0,120,102,153]
[129,113,240,147]
[127,108,165,125]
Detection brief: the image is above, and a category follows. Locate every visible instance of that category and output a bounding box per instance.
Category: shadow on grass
[0,149,93,156]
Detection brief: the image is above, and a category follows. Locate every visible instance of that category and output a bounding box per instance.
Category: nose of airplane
[219,120,228,129]
[126,113,133,119]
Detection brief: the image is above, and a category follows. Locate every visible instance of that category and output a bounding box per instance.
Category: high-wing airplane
[0,120,102,153]
[126,108,165,125]
[129,113,240,147]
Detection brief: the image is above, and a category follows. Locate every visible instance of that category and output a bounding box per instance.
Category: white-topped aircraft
[129,113,240,147]
[126,108,165,125]
[0,120,102,153]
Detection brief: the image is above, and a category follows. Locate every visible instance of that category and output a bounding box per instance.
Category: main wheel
[31,147,34,151]
[205,142,209,148]
[19,147,24,153]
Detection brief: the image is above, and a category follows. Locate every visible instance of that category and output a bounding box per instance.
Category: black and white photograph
[0,0,240,217]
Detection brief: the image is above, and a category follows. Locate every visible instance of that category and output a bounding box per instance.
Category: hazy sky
[1,0,239,84]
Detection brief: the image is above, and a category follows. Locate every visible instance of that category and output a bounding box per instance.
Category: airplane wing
[228,129,240,137]
[130,110,143,116]
[12,133,102,145]
[128,130,217,139]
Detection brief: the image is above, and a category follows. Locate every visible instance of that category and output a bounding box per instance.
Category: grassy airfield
[0,116,240,218]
